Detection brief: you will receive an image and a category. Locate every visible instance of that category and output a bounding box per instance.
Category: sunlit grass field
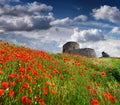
[0,41,120,105]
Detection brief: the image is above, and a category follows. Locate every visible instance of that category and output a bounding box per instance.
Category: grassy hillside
[0,42,120,105]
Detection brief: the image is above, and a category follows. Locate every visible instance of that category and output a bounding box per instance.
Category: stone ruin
[63,41,97,58]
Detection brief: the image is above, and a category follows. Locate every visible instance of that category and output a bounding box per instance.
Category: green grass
[0,42,120,105]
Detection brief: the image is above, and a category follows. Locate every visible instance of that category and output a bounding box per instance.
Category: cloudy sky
[0,0,120,57]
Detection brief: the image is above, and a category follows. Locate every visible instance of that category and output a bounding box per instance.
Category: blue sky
[0,0,120,57]
[20,0,120,18]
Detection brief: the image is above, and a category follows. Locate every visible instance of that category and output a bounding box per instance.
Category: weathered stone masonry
[63,41,97,58]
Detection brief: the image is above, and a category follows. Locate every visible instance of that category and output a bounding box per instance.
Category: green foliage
[111,68,120,82]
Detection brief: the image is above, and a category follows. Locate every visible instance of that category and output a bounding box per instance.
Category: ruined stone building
[63,41,97,58]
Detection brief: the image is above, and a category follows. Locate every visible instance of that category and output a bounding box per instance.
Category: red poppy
[44,86,48,91]
[10,81,16,87]
[86,86,91,89]
[18,76,24,82]
[9,90,14,98]
[34,97,39,101]
[9,73,18,79]
[89,89,97,95]
[42,102,47,105]
[39,98,44,103]
[104,93,117,103]
[43,91,48,95]
[0,89,4,96]
[21,96,32,104]
[100,72,106,77]
[91,100,100,105]
[0,70,4,74]
[32,70,38,76]
[52,90,56,95]
[25,74,33,81]
[45,82,49,86]
[22,83,30,89]
[2,82,9,89]
[20,88,24,93]
[19,66,26,74]
[84,67,88,71]
[32,82,36,85]
[71,78,75,80]
[51,83,56,87]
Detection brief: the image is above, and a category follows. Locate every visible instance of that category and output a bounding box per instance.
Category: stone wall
[62,41,97,58]
[69,48,97,58]
[63,41,79,53]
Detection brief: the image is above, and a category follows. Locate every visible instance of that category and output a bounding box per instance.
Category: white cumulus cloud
[0,2,53,16]
[0,14,54,31]
[92,5,120,23]
[0,2,54,31]
[50,15,88,26]
[74,15,87,22]
[71,28,104,43]
[50,17,72,25]
[110,27,120,34]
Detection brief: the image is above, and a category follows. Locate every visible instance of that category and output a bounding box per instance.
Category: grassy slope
[0,42,120,105]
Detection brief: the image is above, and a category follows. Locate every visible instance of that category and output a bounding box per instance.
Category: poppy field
[0,41,120,105]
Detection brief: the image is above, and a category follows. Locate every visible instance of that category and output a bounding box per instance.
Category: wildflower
[71,78,75,80]
[32,70,38,76]
[9,73,18,79]
[100,72,106,77]
[91,100,100,105]
[9,90,14,98]
[97,84,102,87]
[52,90,56,95]
[25,74,33,81]
[51,83,56,87]
[86,86,91,89]
[0,69,4,74]
[22,83,30,89]
[70,71,75,75]
[19,66,26,74]
[20,88,24,93]
[42,102,47,105]
[0,89,4,96]
[65,70,68,73]
[47,75,52,79]
[39,98,44,103]
[34,97,39,101]
[18,76,24,82]
[10,81,16,87]
[32,82,36,85]
[89,89,97,95]
[2,82,9,89]
[43,91,48,95]
[44,87,48,91]
[21,96,32,104]
[104,93,117,103]
[45,82,49,86]
[39,76,43,80]
[51,70,55,75]
[84,67,88,71]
